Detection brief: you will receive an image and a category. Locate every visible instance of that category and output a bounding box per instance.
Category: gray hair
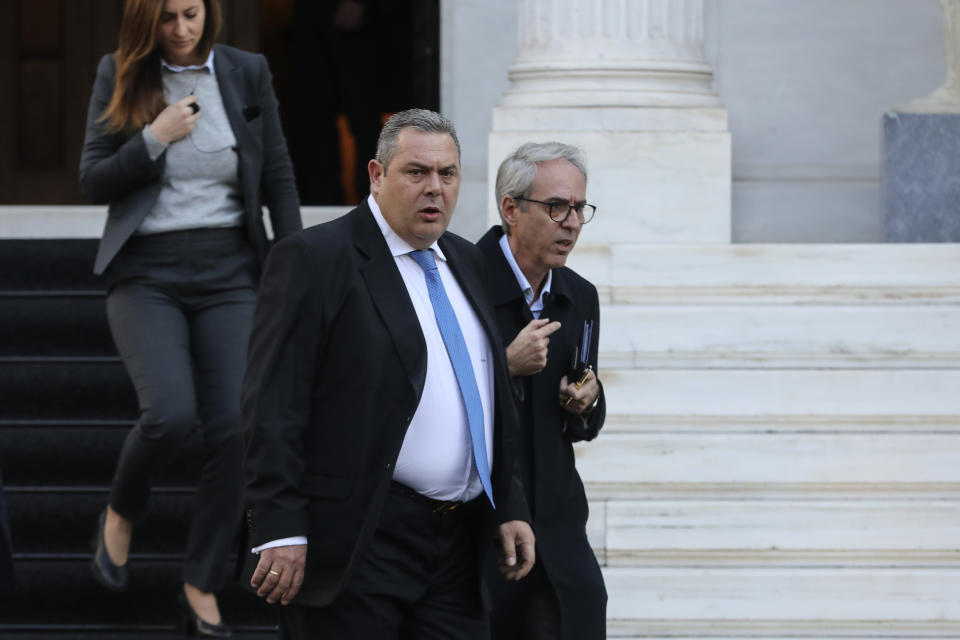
[495,141,588,233]
[375,109,461,172]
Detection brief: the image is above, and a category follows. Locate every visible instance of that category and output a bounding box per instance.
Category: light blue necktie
[409,249,495,507]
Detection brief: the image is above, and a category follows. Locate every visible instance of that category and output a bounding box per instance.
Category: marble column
[488,0,731,244]
[502,0,721,109]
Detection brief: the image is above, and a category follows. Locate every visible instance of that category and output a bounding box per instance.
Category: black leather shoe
[90,509,127,591]
[176,588,232,638]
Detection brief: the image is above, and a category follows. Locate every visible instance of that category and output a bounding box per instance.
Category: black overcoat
[478,226,607,640]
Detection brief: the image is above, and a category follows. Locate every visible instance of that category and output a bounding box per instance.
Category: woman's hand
[148,95,201,144]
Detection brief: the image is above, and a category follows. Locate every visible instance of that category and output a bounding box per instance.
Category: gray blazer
[79,44,302,275]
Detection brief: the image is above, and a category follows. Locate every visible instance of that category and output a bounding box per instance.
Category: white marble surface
[561,243,960,303]
[610,637,959,640]
[600,499,960,558]
[440,0,517,241]
[603,567,960,629]
[491,106,729,133]
[501,0,721,108]
[443,0,948,242]
[599,304,960,368]
[575,431,960,487]
[488,0,730,242]
[733,179,884,243]
[0,206,107,238]
[0,206,350,238]
[600,369,960,419]
[710,0,945,241]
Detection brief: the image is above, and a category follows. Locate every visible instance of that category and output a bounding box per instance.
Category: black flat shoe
[176,589,232,638]
[90,509,127,591]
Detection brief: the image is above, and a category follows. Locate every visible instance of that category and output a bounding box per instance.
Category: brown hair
[99,0,222,134]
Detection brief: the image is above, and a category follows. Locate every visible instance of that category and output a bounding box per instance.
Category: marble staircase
[567,243,960,639]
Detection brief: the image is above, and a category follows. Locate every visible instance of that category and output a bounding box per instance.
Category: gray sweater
[138,67,242,234]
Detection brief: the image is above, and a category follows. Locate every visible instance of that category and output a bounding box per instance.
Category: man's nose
[562,208,583,229]
[424,171,442,195]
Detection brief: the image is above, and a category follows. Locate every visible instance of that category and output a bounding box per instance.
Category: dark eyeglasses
[515,197,596,224]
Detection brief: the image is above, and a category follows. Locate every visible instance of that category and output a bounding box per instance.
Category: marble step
[583,499,960,567]
[567,243,960,304]
[600,369,960,427]
[598,304,960,369]
[574,431,960,498]
[603,567,960,637]
[0,205,349,241]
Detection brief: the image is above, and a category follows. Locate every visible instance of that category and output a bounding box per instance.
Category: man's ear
[368,159,384,194]
[501,195,520,227]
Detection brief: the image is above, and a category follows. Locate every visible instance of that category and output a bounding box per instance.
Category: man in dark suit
[478,142,607,640]
[241,109,535,638]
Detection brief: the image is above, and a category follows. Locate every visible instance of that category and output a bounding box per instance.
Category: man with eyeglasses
[477,142,606,640]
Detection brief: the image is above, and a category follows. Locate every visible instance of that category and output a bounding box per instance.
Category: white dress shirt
[498,233,552,318]
[370,196,495,501]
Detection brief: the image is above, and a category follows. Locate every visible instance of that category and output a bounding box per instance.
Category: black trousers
[105,228,255,591]
[278,484,489,640]
[489,560,560,640]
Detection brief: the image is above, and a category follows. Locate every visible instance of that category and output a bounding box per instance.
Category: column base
[488,107,731,244]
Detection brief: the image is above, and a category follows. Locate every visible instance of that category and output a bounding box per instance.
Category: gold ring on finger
[268,569,280,576]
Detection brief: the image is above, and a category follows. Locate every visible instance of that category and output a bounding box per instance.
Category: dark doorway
[0,0,440,207]
[259,0,440,205]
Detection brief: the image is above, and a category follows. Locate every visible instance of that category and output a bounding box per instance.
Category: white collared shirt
[498,232,552,318]
[368,196,495,501]
[160,50,215,74]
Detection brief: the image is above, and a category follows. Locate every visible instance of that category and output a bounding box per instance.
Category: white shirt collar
[161,49,215,74]
[367,195,447,262]
[498,232,552,308]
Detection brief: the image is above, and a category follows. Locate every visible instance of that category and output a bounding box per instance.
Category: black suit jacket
[241,203,530,607]
[478,226,607,640]
[79,44,301,275]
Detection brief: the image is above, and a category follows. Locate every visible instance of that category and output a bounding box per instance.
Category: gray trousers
[105,228,255,591]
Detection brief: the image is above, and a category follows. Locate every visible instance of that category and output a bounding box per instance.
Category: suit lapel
[353,204,428,399]
[477,227,533,322]
[213,46,260,218]
[214,45,255,155]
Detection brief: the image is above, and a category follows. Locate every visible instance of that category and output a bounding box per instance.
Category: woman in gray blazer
[79,0,301,635]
